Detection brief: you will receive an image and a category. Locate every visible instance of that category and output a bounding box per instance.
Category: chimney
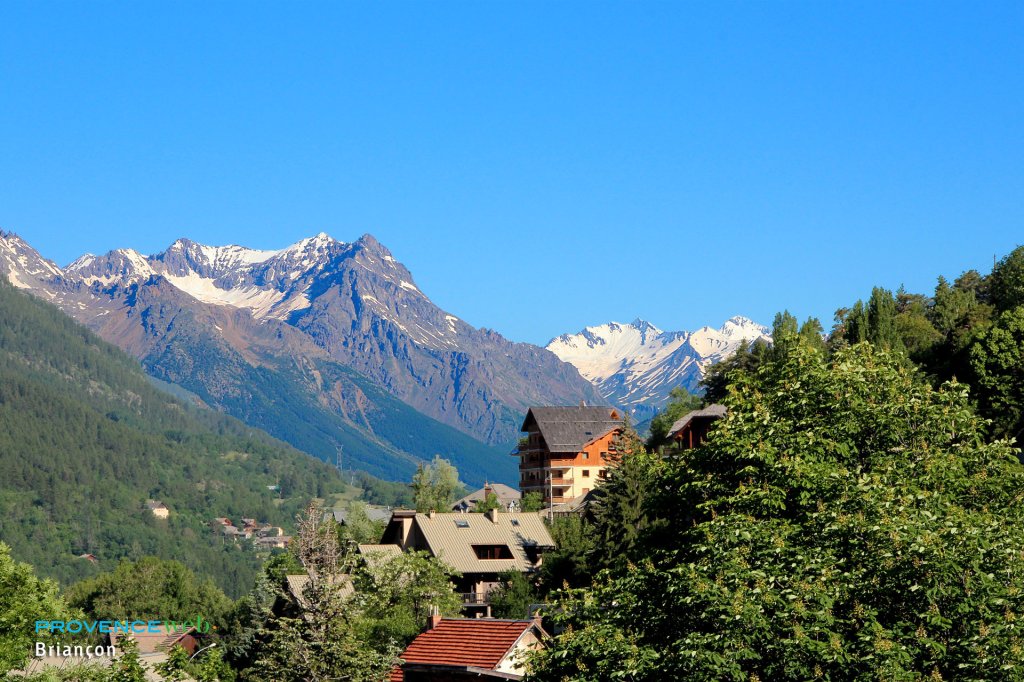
[486,508,499,524]
[579,400,586,407]
[428,509,436,519]
[428,606,442,630]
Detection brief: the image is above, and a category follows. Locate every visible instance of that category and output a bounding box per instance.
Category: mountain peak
[286,232,338,252]
[547,315,771,414]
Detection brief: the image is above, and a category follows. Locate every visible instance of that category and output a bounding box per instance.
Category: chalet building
[381,510,554,615]
[145,500,169,519]
[390,616,547,681]
[668,404,727,450]
[452,483,521,512]
[515,406,623,505]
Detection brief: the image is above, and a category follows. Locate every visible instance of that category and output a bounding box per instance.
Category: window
[583,452,589,460]
[582,470,590,477]
[472,544,514,560]
[454,519,470,529]
[599,470,608,479]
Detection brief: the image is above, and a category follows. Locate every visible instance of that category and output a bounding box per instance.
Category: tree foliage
[520,491,545,513]
[410,456,462,513]
[529,341,1024,681]
[488,570,540,620]
[588,427,665,572]
[0,542,76,675]
[970,306,1024,441]
[66,557,233,625]
[247,502,397,682]
[353,549,463,644]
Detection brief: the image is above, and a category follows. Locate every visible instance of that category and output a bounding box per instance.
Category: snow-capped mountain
[547,316,770,418]
[0,231,63,294]
[0,230,601,484]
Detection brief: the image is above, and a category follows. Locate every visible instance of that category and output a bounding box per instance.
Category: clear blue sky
[2,2,1022,345]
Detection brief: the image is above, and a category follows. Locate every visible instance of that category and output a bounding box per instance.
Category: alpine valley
[0,229,765,483]
[0,230,606,485]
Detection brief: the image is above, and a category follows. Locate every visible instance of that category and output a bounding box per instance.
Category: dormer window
[472,544,513,560]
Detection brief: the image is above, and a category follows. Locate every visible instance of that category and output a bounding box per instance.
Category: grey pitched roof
[668,404,728,436]
[521,406,623,453]
[452,483,521,510]
[408,512,555,574]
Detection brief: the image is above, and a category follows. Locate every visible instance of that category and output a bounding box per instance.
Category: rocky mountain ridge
[0,229,603,483]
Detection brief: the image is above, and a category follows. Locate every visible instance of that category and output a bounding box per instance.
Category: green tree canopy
[410,456,462,513]
[0,542,76,675]
[970,305,1024,441]
[529,341,1024,681]
[989,246,1024,312]
[66,557,233,625]
[353,549,463,645]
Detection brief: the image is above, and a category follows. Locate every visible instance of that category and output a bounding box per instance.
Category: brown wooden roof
[520,406,622,453]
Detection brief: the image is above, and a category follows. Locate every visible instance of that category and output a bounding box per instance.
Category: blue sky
[1,2,1022,345]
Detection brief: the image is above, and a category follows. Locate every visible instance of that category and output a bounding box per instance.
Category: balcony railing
[459,592,489,605]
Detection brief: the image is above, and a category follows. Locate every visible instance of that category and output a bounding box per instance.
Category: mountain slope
[548,317,770,419]
[0,275,348,596]
[0,230,590,483]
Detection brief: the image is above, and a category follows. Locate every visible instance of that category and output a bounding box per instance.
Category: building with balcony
[515,406,624,505]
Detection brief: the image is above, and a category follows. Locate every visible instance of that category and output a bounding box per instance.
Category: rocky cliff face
[0,230,602,482]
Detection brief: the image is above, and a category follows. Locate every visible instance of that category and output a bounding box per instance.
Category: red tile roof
[390,619,537,681]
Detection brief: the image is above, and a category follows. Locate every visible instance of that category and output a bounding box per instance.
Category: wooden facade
[516,407,623,505]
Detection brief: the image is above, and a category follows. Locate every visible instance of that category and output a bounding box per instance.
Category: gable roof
[452,483,521,510]
[401,512,555,574]
[668,404,727,436]
[391,618,543,681]
[521,406,623,453]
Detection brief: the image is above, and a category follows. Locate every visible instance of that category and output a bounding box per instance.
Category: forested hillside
[0,277,347,596]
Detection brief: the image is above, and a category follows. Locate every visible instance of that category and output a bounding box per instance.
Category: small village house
[390,616,547,681]
[381,510,554,615]
[145,500,169,519]
[668,404,727,450]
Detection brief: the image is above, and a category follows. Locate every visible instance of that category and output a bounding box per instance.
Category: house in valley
[389,616,547,681]
[514,406,624,505]
[145,500,169,519]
